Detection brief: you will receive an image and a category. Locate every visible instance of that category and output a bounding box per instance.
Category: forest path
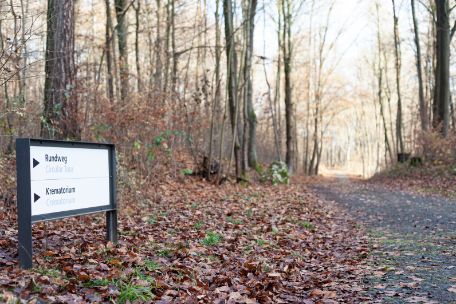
[311,178,456,303]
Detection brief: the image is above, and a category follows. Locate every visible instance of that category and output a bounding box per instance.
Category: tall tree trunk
[207,0,221,179]
[304,0,315,174]
[154,0,163,92]
[41,0,79,139]
[105,0,115,102]
[282,0,295,173]
[308,99,319,174]
[411,0,428,132]
[275,3,282,160]
[242,0,258,171]
[163,0,171,93]
[223,0,241,179]
[451,93,456,129]
[134,0,142,92]
[392,0,404,154]
[170,0,177,94]
[114,0,129,102]
[375,4,393,164]
[19,0,28,106]
[433,0,450,137]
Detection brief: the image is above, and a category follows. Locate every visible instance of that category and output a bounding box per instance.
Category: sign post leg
[16,138,33,269]
[106,210,117,243]
[18,214,33,269]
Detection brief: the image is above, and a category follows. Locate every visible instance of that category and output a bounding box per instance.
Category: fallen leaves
[0,178,371,302]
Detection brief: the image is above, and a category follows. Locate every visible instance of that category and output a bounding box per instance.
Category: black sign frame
[16,138,118,269]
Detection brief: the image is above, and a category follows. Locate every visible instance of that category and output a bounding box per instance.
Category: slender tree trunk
[378,68,393,164]
[275,5,282,159]
[308,99,319,174]
[375,5,393,163]
[170,0,177,94]
[19,0,28,106]
[451,93,455,129]
[223,0,241,179]
[134,0,142,92]
[114,0,129,102]
[392,0,404,154]
[241,0,258,173]
[163,0,172,93]
[281,0,295,173]
[411,0,428,132]
[262,59,281,161]
[304,0,315,174]
[207,0,221,179]
[154,0,163,92]
[105,0,115,102]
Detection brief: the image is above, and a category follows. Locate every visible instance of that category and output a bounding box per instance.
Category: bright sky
[252,0,420,85]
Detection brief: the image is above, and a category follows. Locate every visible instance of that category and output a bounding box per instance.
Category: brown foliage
[418,131,456,165]
[0,179,371,302]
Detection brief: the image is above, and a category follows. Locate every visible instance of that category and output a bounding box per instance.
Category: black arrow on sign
[33,158,39,168]
[34,193,40,203]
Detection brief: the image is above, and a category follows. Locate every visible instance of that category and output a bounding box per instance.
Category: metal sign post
[16,138,117,269]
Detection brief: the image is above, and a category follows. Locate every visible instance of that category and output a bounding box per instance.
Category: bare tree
[105,0,115,102]
[154,0,163,91]
[280,0,296,173]
[114,0,129,102]
[134,0,142,92]
[224,0,241,179]
[392,0,404,155]
[242,0,258,171]
[411,0,429,132]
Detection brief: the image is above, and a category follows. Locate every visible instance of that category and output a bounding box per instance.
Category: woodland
[1,0,456,303]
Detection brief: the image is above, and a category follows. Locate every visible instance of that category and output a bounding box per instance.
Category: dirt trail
[312,177,456,303]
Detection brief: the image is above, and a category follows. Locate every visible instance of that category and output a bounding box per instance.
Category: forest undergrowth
[0,154,372,303]
[371,132,456,198]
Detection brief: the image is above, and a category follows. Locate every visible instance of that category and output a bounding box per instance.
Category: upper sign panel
[30,146,110,181]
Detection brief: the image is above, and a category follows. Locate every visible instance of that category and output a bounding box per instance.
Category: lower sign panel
[31,178,110,216]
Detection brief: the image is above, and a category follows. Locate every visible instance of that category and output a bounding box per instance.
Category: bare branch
[418,0,434,16]
[451,19,456,41]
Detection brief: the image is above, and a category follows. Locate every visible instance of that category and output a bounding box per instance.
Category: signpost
[16,138,117,269]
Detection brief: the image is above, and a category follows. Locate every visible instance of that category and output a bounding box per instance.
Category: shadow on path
[312,177,456,303]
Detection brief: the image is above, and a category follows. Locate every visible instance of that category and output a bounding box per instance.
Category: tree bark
[375,4,393,164]
[105,0,115,102]
[41,0,79,139]
[207,0,221,179]
[281,0,295,173]
[242,0,258,171]
[223,0,241,179]
[411,0,428,132]
[433,0,450,137]
[392,0,404,154]
[154,0,163,92]
[114,0,129,102]
[134,0,142,92]
[170,0,177,94]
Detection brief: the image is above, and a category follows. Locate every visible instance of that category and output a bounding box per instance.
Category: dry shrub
[0,154,16,214]
[418,131,456,166]
[83,92,205,186]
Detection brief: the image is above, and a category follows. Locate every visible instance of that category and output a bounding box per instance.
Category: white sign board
[30,146,111,216]
[16,138,117,269]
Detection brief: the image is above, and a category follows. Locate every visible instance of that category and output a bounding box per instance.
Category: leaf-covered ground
[370,164,456,199]
[0,179,371,303]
